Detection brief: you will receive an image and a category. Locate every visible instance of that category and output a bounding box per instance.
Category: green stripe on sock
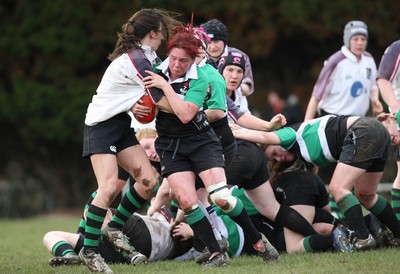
[303,236,314,252]
[84,238,99,248]
[126,190,142,209]
[226,198,243,217]
[85,225,101,235]
[185,207,205,225]
[337,194,360,214]
[87,211,106,222]
[370,195,387,216]
[116,205,131,219]
[52,241,68,255]
[112,215,125,226]
[61,249,75,256]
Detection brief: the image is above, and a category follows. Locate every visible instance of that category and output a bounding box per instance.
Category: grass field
[0,214,399,274]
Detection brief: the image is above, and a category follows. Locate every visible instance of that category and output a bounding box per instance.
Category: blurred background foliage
[1,0,399,217]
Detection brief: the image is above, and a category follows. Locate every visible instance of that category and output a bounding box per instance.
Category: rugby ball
[134,93,157,124]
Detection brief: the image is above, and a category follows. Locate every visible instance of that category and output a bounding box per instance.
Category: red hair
[167,25,202,59]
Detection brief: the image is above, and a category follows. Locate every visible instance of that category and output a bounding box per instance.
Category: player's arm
[232,128,281,145]
[304,95,319,121]
[378,78,400,113]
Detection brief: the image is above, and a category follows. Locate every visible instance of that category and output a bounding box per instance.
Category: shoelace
[89,254,108,272]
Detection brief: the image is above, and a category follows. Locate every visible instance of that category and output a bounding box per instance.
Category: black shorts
[82,112,139,158]
[273,170,329,208]
[155,129,225,177]
[339,117,390,172]
[194,140,237,190]
[226,140,269,190]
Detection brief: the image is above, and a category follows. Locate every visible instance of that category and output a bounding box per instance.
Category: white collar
[197,57,207,68]
[341,45,362,63]
[141,44,158,64]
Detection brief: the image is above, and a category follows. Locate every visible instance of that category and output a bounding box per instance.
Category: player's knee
[207,182,237,212]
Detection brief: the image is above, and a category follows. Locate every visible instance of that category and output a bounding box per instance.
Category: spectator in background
[264,83,303,126]
[304,20,383,120]
[201,19,254,96]
[376,39,400,221]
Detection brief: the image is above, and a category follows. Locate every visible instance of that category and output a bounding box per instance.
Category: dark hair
[108,9,181,61]
[268,158,304,187]
[167,25,203,59]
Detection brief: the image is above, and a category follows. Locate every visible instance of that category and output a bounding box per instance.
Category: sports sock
[77,191,97,234]
[52,241,77,256]
[275,206,317,236]
[370,194,400,238]
[185,206,222,254]
[108,187,146,230]
[170,200,179,219]
[313,207,339,227]
[329,193,346,220]
[391,188,400,221]
[303,234,333,252]
[198,202,222,241]
[337,194,369,239]
[224,197,261,245]
[83,204,107,253]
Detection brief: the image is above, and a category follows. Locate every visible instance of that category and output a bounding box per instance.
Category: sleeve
[205,68,227,111]
[127,52,164,103]
[184,67,209,108]
[226,96,245,122]
[377,40,400,82]
[312,51,345,100]
[273,127,297,150]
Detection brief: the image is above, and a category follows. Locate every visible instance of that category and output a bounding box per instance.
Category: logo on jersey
[179,82,189,96]
[203,84,212,103]
[366,68,371,79]
[110,146,117,153]
[350,81,365,97]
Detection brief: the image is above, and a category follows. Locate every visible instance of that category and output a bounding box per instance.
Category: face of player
[168,47,195,80]
[206,40,225,59]
[149,24,165,52]
[349,34,367,58]
[139,138,160,162]
[223,65,244,92]
[384,119,400,146]
[264,145,296,162]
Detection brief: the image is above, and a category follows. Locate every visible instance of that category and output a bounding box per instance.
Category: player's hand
[172,222,193,241]
[130,100,152,118]
[269,113,287,131]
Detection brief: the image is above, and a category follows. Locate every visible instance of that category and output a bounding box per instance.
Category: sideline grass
[0,215,399,273]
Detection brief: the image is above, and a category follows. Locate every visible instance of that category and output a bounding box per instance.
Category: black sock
[303,234,333,252]
[275,206,317,236]
[342,205,370,239]
[108,187,146,230]
[52,241,76,256]
[229,207,261,245]
[313,207,339,227]
[84,204,107,253]
[185,207,222,254]
[77,191,97,234]
[391,188,400,221]
[370,196,400,238]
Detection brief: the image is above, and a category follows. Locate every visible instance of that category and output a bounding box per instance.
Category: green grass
[0,215,399,273]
